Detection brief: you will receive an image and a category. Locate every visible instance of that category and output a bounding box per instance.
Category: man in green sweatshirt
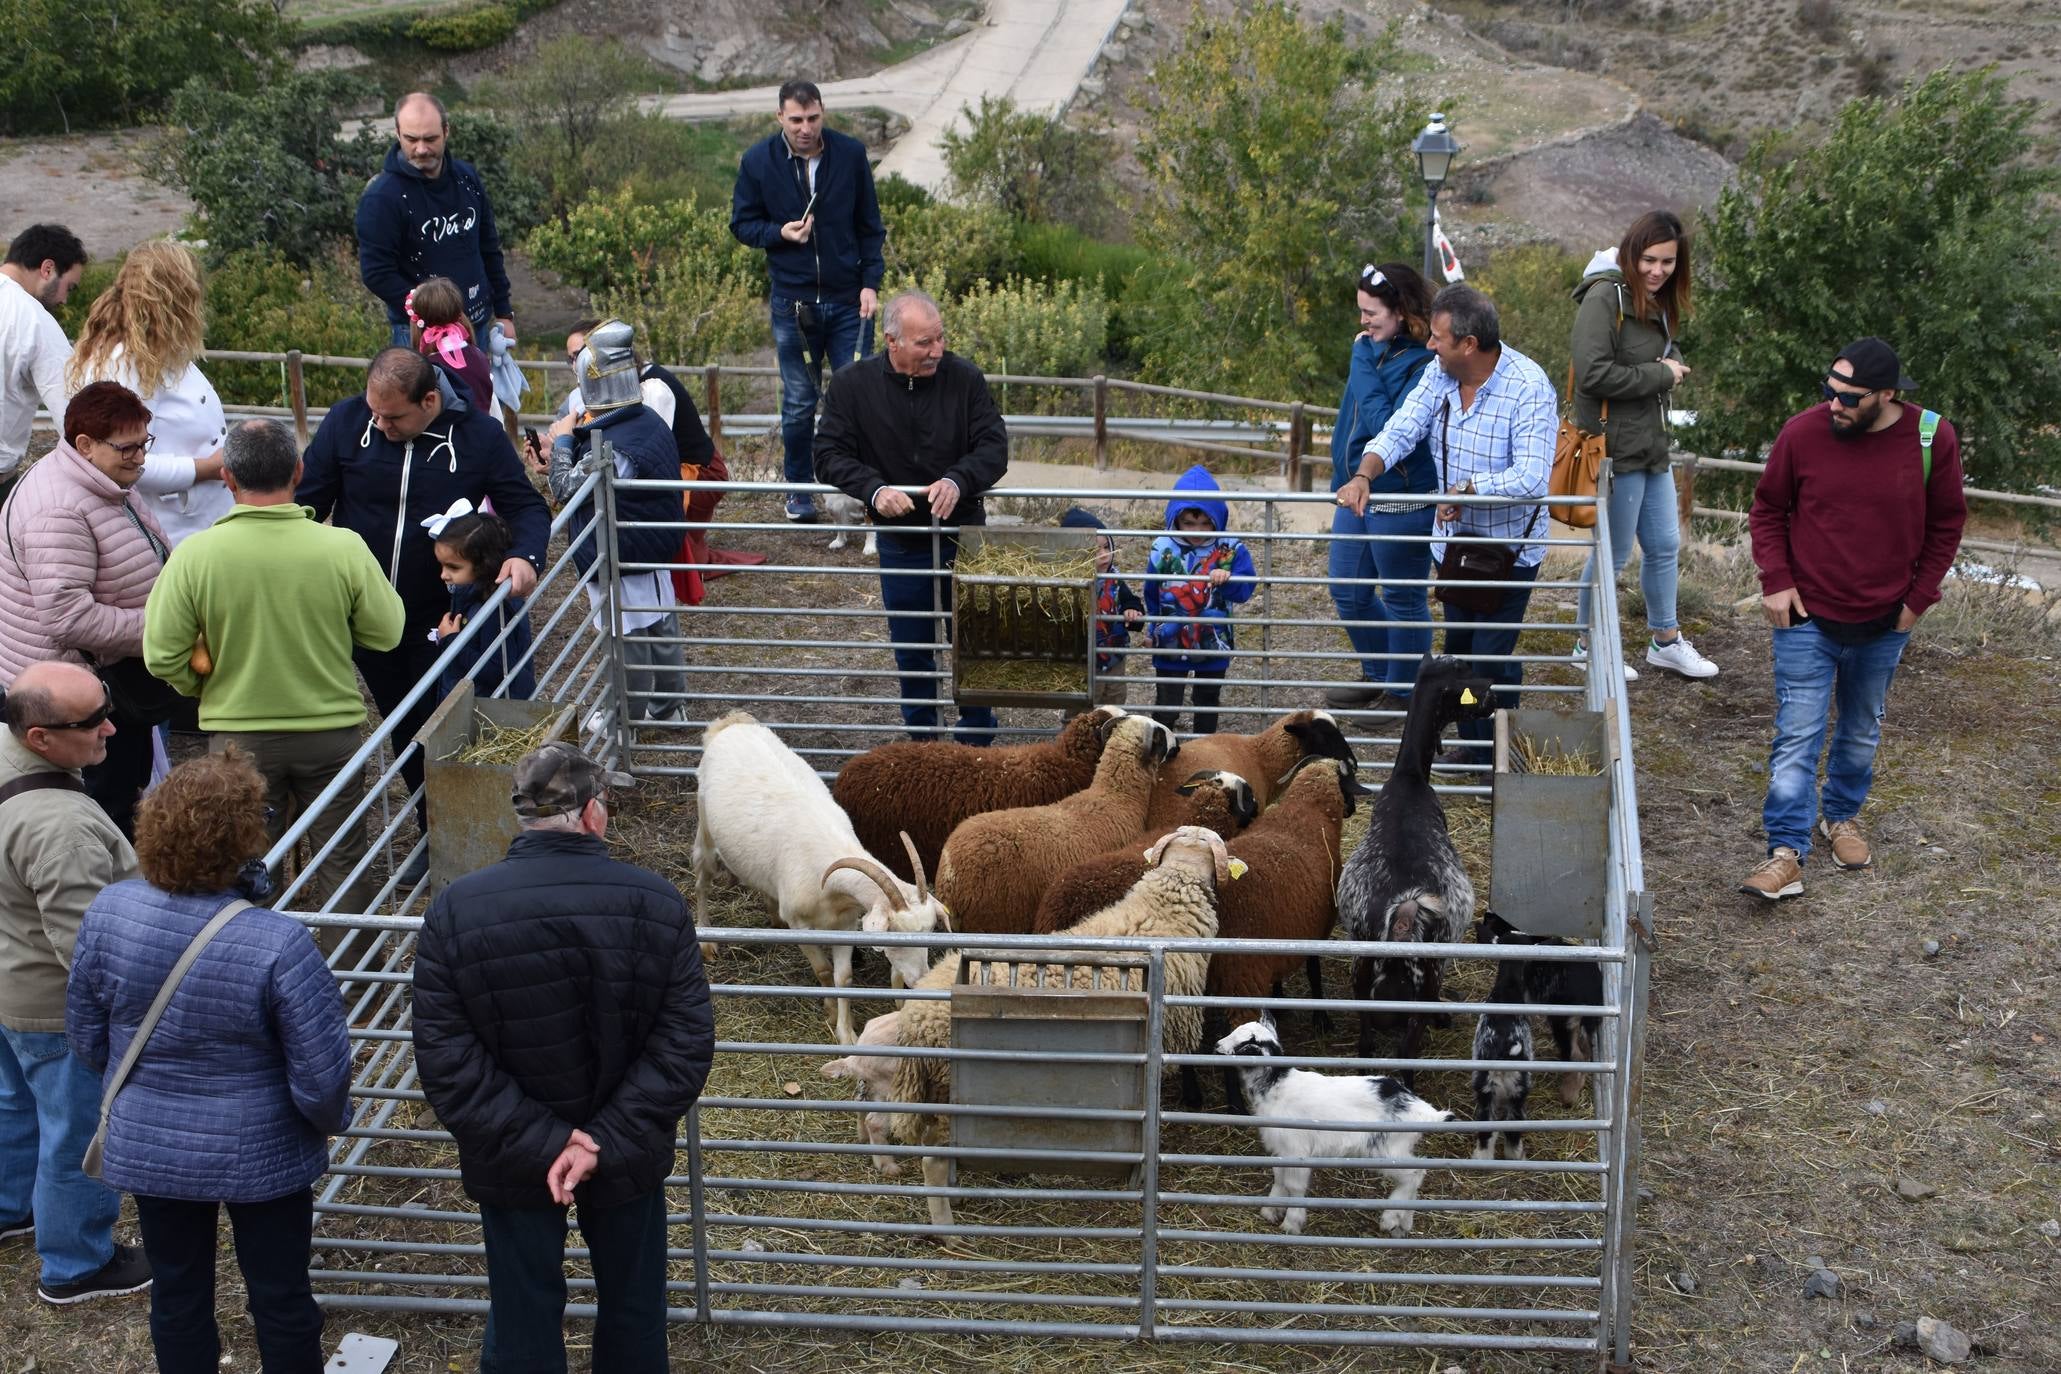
[144,419,406,915]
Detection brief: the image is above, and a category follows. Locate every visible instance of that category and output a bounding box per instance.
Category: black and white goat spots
[1216,1017,1453,1238]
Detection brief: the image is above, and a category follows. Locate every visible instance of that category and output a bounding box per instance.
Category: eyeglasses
[102,435,156,458]
[40,685,114,733]
[1820,381,1872,409]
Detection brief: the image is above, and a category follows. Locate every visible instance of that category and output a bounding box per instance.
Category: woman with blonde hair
[67,749,350,1373]
[66,241,228,548]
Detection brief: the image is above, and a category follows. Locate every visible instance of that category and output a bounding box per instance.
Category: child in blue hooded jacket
[1144,465,1256,734]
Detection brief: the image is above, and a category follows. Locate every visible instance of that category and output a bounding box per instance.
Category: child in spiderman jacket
[1144,464,1256,735]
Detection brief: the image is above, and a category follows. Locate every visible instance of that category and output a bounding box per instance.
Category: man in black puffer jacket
[413,742,712,1374]
[815,289,1009,745]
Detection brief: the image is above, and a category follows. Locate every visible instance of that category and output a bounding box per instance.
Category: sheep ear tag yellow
[1460,688,1478,706]
[1227,858,1249,880]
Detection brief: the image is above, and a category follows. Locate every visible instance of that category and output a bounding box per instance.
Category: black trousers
[478,1188,671,1374]
[80,705,157,839]
[354,636,444,828]
[132,1189,323,1374]
[1152,667,1227,736]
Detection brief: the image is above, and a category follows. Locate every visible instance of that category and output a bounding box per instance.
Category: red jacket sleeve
[1904,418,1967,614]
[1749,426,1799,596]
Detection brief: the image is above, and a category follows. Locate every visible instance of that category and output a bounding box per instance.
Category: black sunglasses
[1821,380,1873,409]
[42,684,114,733]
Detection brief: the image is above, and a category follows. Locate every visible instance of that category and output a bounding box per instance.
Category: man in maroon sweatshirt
[1740,338,1966,900]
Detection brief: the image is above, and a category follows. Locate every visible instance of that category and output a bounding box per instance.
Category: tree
[938,95,1117,231]
[1134,2,1424,401]
[1691,68,2061,492]
[480,35,650,212]
[1,0,285,136]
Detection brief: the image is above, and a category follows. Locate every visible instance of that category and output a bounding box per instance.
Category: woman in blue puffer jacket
[68,750,350,1374]
[1324,262,1439,708]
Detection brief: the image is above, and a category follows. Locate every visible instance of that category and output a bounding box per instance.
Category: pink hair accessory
[403,287,424,329]
[422,322,470,370]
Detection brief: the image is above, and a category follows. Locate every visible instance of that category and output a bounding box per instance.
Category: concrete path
[642,0,1131,191]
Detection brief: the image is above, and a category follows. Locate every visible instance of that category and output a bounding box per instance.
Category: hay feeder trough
[417,680,573,895]
[951,526,1097,710]
[1490,708,1612,940]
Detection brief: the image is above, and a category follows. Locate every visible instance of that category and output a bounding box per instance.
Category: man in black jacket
[815,290,1009,744]
[412,743,712,1374]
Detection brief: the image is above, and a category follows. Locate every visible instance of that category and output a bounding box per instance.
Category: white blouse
[87,347,232,547]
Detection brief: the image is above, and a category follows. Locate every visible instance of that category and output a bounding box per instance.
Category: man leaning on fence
[143,419,407,919]
[0,661,152,1306]
[1340,284,1555,749]
[412,742,712,1374]
[1739,337,1966,901]
[815,290,1009,745]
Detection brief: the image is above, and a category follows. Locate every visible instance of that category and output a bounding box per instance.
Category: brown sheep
[1150,708,1356,816]
[1028,770,1258,935]
[933,715,1179,935]
[832,705,1126,884]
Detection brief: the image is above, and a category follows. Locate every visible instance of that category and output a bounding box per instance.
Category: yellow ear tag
[1227,858,1249,880]
[1460,688,1478,706]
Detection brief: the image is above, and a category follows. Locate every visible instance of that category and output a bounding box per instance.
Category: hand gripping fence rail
[268,459,1654,1369]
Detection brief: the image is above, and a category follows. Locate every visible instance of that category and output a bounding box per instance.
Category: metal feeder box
[950,953,1149,1181]
[416,680,573,895]
[951,527,1096,710]
[1490,708,1612,941]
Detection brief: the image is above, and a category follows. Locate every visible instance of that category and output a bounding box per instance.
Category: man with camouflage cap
[412,741,711,1372]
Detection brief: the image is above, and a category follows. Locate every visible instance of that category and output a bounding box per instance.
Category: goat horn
[823,857,907,912]
[899,830,931,903]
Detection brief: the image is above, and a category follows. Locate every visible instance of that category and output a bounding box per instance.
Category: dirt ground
[2,457,2055,1372]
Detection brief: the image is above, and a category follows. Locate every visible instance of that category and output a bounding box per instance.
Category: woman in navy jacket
[68,751,350,1374]
[1325,263,1440,708]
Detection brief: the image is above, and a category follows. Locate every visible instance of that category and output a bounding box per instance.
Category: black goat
[1476,909,1604,1107]
[1336,655,1497,1086]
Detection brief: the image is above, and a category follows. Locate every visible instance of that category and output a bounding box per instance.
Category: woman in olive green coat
[1571,210,1719,680]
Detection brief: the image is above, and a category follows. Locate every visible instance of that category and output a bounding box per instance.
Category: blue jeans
[0,1026,119,1286]
[1328,503,1435,689]
[771,297,874,490]
[388,321,410,349]
[1578,465,1680,638]
[1763,621,1910,859]
[478,1188,671,1374]
[1438,562,1540,746]
[876,531,997,744]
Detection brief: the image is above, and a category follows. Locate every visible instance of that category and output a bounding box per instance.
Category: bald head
[394,92,449,177]
[3,661,114,770]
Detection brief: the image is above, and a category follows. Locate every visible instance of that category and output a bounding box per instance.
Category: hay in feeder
[449,711,562,766]
[1511,735,1604,776]
[958,659,1090,696]
[954,540,1096,668]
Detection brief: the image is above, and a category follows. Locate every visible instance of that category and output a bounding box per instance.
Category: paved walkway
[642,0,1131,191]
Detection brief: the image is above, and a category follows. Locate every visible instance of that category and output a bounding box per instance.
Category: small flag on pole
[1433,210,1464,282]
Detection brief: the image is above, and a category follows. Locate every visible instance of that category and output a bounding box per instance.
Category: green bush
[201,248,389,409]
[882,202,1016,300]
[1691,68,2061,491]
[444,109,549,240]
[1475,245,1583,398]
[938,95,1117,231]
[1013,222,1151,294]
[874,174,935,213]
[947,276,1111,387]
[2,0,285,136]
[527,188,764,297]
[410,3,518,51]
[594,264,766,403]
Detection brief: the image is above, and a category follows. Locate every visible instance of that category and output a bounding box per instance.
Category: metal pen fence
[263,455,1654,1368]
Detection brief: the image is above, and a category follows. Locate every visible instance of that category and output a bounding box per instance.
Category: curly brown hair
[135,749,271,895]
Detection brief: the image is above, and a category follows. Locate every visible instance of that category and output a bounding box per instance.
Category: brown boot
[1739,847,1804,901]
[1818,817,1872,870]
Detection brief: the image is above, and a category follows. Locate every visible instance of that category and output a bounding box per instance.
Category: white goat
[859,836,952,990]
[1216,1015,1453,1237]
[693,711,951,1043]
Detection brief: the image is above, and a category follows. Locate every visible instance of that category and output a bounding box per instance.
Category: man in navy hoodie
[356,93,514,349]
[730,79,887,524]
[297,350,548,867]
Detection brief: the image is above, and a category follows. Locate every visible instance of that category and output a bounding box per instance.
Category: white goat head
[829,831,953,989]
[1144,825,1240,887]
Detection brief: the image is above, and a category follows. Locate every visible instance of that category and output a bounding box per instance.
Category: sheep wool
[1030,770,1257,935]
[1153,708,1355,812]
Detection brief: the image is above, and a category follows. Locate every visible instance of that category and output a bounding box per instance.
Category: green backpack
[1918,409,1940,482]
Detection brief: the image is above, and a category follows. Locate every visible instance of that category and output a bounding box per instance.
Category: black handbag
[1433,398,1542,615]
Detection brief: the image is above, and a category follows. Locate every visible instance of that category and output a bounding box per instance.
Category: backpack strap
[1917,409,1940,484]
[0,772,88,808]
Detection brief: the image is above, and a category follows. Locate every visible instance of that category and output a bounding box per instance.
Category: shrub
[444,109,549,240]
[199,247,388,409]
[410,3,518,52]
[874,173,935,213]
[594,264,766,415]
[1,0,285,136]
[882,202,1016,299]
[946,276,1111,388]
[1474,244,1584,397]
[527,188,764,297]
[1692,68,2061,492]
[1013,223,1152,294]
[938,95,1117,231]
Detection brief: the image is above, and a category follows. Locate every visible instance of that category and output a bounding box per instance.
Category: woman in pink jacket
[0,381,172,835]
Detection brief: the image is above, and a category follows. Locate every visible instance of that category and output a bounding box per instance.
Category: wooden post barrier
[286,351,309,447]
[1093,374,1109,471]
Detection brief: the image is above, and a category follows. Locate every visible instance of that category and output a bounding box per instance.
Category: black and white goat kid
[1470,954,1534,1161]
[1477,910,1603,1108]
[1336,655,1497,1082]
[1216,1015,1453,1237]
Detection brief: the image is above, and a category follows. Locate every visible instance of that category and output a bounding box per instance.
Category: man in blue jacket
[356,93,514,349]
[730,79,887,524]
[296,350,548,867]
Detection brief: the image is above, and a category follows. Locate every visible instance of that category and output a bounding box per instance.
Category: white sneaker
[1572,640,1639,682]
[1647,635,1720,679]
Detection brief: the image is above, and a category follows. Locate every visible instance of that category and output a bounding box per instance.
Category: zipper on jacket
[389,440,415,587]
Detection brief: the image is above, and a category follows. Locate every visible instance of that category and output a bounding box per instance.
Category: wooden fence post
[1093,375,1108,471]
[705,364,724,449]
[1286,401,1308,491]
[286,350,309,447]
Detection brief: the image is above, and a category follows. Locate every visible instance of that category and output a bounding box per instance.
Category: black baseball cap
[1834,337,1916,391]
[511,741,634,818]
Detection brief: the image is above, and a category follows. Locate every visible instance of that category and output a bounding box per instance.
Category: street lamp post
[1412,113,1461,283]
